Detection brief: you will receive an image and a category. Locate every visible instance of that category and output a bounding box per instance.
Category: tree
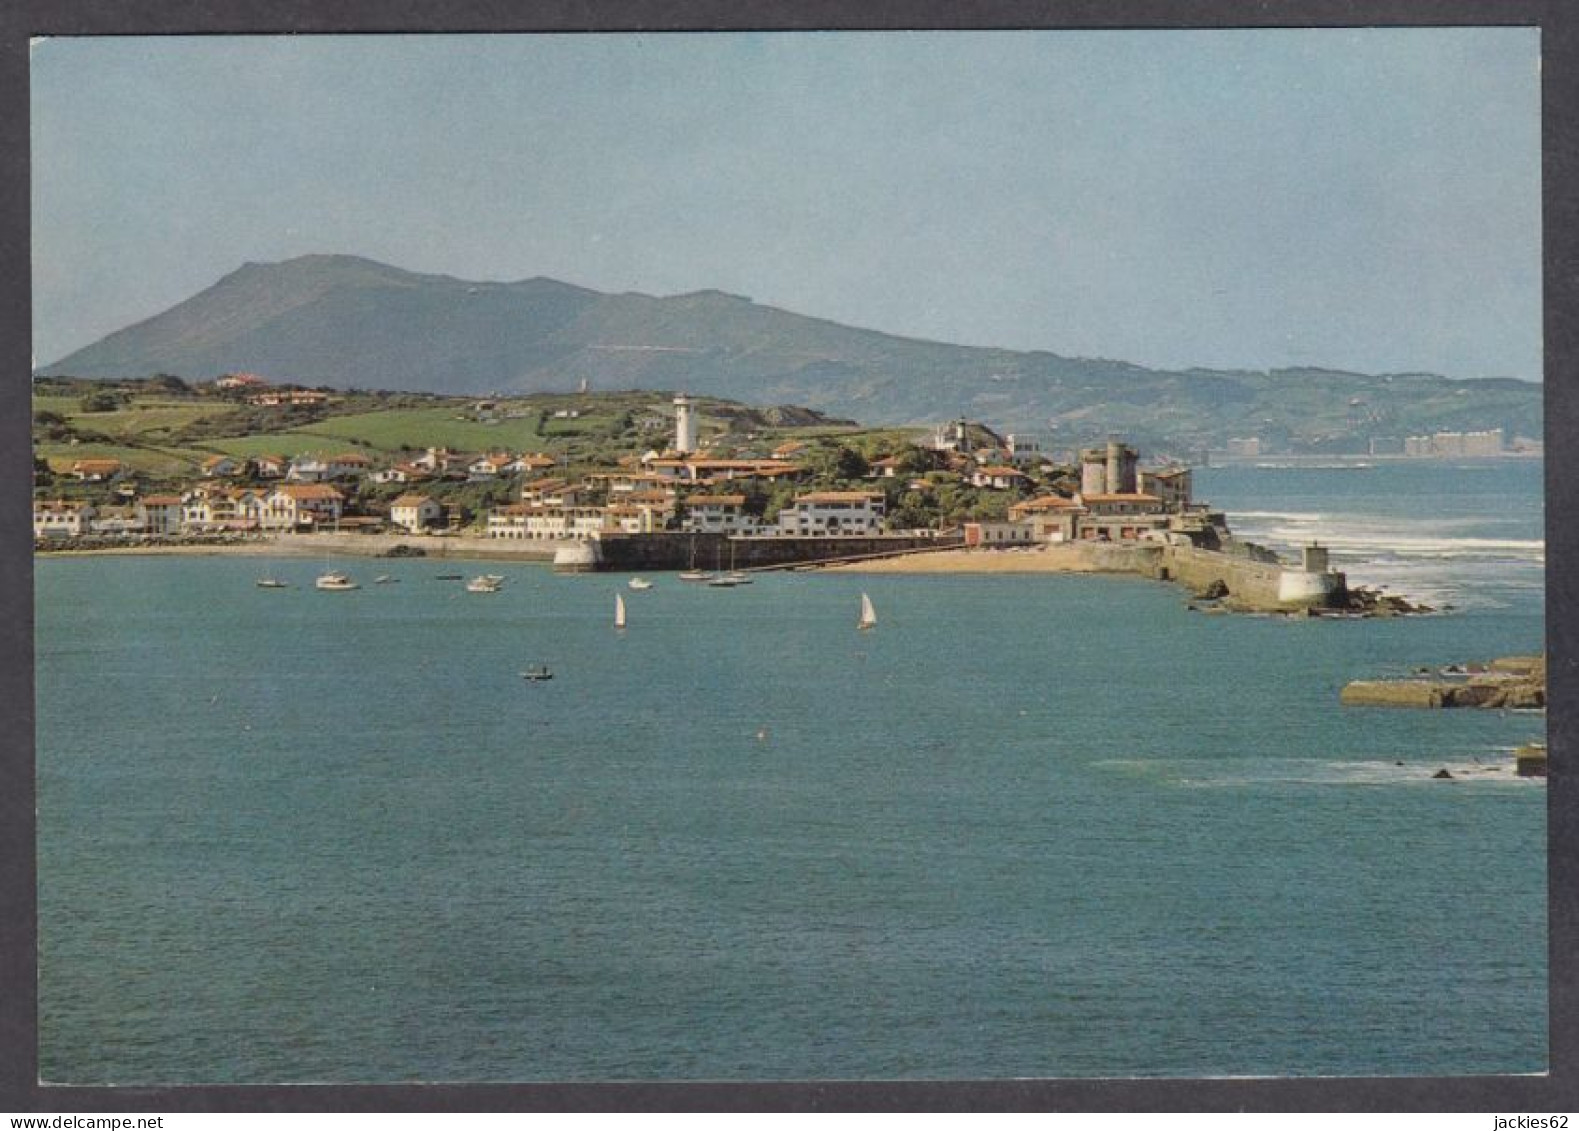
[80,390,128,413]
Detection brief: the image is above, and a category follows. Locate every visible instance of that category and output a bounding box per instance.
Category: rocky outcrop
[1335,586,1434,616]
[1340,655,1546,710]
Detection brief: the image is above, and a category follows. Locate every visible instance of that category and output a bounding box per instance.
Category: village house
[88,506,144,536]
[963,520,1037,547]
[181,486,264,532]
[410,447,472,476]
[681,494,758,535]
[776,491,886,536]
[369,462,433,485]
[1007,494,1086,543]
[259,484,345,531]
[466,452,514,480]
[201,454,243,478]
[253,455,289,480]
[69,458,125,483]
[246,388,329,408]
[285,456,330,482]
[1137,467,1193,510]
[326,452,373,479]
[33,499,95,539]
[504,453,557,476]
[520,478,584,507]
[389,493,444,533]
[136,494,185,535]
[1074,493,1171,542]
[969,465,1032,491]
[215,372,270,391]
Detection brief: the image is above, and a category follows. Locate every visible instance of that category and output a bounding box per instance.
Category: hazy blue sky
[31,30,1541,379]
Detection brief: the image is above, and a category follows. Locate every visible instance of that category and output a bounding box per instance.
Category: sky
[30,29,1542,380]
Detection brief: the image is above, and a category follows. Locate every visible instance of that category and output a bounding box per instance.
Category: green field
[31,385,902,484]
[37,441,215,477]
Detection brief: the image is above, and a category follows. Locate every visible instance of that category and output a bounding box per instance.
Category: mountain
[40,254,1541,450]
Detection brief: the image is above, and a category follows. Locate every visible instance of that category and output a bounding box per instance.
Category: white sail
[615,592,627,629]
[858,592,876,630]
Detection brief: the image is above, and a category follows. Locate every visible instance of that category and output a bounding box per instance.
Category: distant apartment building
[1004,433,1044,466]
[1405,429,1505,458]
[776,491,886,536]
[33,500,95,539]
[137,495,185,535]
[486,503,608,541]
[681,494,758,535]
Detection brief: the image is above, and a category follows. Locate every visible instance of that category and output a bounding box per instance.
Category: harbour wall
[585,531,961,572]
[1158,543,1345,610]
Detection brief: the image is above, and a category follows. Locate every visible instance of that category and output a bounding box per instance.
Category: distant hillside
[41,254,1542,451]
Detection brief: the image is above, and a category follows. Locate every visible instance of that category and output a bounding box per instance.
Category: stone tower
[674,394,698,455]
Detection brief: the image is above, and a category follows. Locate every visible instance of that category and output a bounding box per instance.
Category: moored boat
[520,665,553,681]
[315,571,359,591]
[255,577,289,589]
[466,575,502,593]
[628,577,654,590]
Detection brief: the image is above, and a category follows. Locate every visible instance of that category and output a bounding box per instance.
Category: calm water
[36,460,1546,1083]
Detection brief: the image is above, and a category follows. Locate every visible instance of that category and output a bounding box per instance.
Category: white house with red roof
[776,491,886,536]
[389,494,443,533]
[681,493,758,535]
[259,484,344,530]
[33,499,95,539]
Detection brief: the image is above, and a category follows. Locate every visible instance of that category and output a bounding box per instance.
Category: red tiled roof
[276,484,343,500]
[391,493,434,507]
[795,491,883,504]
[1010,494,1082,512]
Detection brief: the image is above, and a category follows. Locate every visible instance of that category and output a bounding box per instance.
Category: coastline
[36,532,562,563]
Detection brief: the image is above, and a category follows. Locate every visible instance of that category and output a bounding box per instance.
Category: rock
[1433,768,1455,779]
[1198,579,1230,601]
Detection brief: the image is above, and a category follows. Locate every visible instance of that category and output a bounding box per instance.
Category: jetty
[1340,655,1546,710]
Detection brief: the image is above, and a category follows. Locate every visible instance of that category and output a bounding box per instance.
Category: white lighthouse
[674,394,698,455]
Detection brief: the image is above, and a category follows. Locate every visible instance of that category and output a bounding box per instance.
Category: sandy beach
[819,543,1158,574]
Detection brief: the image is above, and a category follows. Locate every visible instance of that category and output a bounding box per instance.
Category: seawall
[1159,543,1345,611]
[588,531,961,572]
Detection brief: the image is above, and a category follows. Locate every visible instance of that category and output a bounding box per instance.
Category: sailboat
[722,541,753,584]
[678,536,709,581]
[858,592,877,631]
[615,592,627,629]
[707,541,743,587]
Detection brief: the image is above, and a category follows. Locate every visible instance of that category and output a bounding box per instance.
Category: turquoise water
[36,460,1546,1083]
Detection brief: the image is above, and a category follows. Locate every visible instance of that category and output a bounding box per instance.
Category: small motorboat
[435,573,464,580]
[520,665,553,681]
[374,575,399,585]
[628,577,654,591]
[315,571,359,591]
[466,575,503,593]
[255,577,289,589]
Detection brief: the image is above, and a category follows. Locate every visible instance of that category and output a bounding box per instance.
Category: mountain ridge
[40,254,1540,450]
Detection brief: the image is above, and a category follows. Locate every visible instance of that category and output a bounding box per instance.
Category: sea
[35,457,1547,1084]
